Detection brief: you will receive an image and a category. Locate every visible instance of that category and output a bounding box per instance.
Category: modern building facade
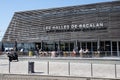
[2,1,120,56]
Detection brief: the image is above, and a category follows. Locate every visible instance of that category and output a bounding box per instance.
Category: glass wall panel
[100,41,105,51]
[19,43,34,53]
[119,42,120,51]
[118,42,120,51]
[60,41,65,51]
[87,42,91,51]
[0,42,4,51]
[118,41,120,56]
[81,42,86,50]
[70,42,74,51]
[105,41,111,51]
[65,42,69,51]
[4,43,14,48]
[42,42,46,51]
[105,41,111,56]
[100,41,105,56]
[35,43,41,50]
[55,42,58,51]
[0,42,1,48]
[93,42,97,51]
[77,42,81,51]
[43,41,55,51]
[18,43,24,51]
[112,42,117,56]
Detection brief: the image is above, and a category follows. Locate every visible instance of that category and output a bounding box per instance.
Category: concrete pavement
[0,56,120,79]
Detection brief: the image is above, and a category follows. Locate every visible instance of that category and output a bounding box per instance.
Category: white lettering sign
[44,23,107,32]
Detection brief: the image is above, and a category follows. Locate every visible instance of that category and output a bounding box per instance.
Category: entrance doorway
[35,43,41,50]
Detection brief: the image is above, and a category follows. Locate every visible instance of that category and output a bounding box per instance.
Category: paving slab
[0,57,120,79]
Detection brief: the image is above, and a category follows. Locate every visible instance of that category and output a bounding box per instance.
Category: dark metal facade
[2,1,120,56]
[2,1,120,42]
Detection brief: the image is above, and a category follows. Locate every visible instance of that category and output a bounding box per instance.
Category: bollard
[9,61,11,73]
[91,63,93,77]
[68,62,70,75]
[47,61,49,75]
[28,62,34,73]
[115,64,117,78]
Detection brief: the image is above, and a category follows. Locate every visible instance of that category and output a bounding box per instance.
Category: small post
[9,61,10,73]
[115,64,117,78]
[28,61,34,73]
[91,63,93,77]
[47,61,49,75]
[68,62,70,75]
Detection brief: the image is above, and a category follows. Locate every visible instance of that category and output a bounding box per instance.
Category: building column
[58,40,60,51]
[97,38,100,50]
[76,40,78,47]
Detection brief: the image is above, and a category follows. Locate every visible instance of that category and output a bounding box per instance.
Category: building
[2,1,120,56]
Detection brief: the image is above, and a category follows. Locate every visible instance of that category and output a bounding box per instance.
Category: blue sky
[0,0,113,41]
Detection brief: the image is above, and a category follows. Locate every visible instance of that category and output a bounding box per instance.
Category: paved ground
[0,55,120,79]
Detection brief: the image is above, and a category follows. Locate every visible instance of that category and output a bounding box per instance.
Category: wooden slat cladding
[2,1,120,42]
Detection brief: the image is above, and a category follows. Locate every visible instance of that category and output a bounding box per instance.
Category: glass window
[105,41,111,51]
[100,41,105,51]
[22,43,35,52]
[81,42,86,50]
[0,42,1,47]
[104,41,111,56]
[43,41,55,51]
[112,42,117,51]
[87,42,91,51]
[112,42,117,56]
[93,42,97,51]
[70,42,74,51]
[65,42,69,51]
[35,43,41,50]
[60,42,65,51]
[0,42,3,51]
[4,43,14,48]
[118,42,120,51]
[77,42,81,50]
[118,42,120,56]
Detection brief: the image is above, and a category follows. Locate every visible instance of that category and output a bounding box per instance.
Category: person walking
[35,45,39,57]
